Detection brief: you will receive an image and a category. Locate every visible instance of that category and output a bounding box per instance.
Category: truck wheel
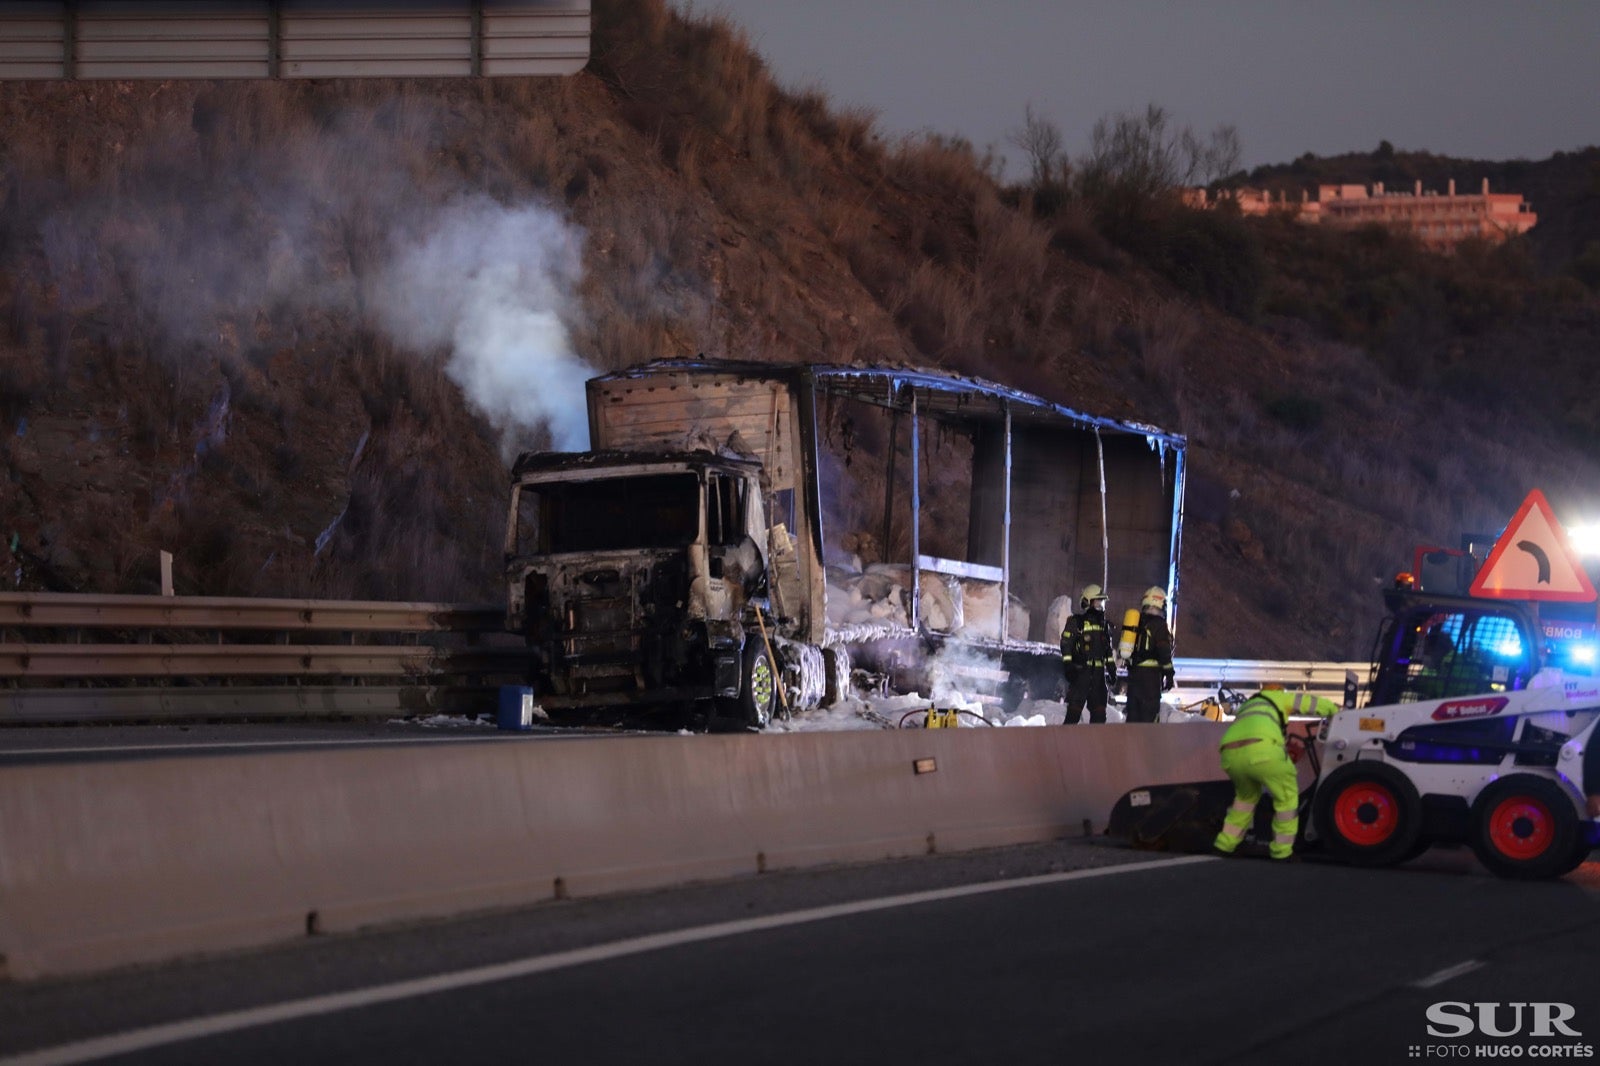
[1470,776,1580,880]
[1313,763,1422,867]
[737,641,777,730]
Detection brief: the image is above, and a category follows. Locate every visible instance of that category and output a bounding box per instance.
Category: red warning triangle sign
[1469,489,1597,602]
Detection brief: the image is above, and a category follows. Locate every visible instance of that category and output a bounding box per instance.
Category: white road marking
[0,854,1216,1066]
[1409,959,1486,989]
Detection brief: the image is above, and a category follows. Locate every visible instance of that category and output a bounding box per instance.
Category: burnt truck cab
[504,449,781,727]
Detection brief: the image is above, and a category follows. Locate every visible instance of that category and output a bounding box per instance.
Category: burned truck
[504,360,1185,727]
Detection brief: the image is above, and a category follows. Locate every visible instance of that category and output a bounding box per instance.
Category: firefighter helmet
[1141,586,1168,614]
[1080,584,1106,613]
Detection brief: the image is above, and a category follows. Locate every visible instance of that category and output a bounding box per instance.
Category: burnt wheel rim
[1488,795,1555,861]
[750,655,775,723]
[1332,781,1400,847]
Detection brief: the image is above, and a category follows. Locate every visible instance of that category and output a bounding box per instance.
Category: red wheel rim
[1333,782,1400,847]
[1487,795,1554,861]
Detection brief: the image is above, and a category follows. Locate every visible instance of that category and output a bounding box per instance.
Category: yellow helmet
[1080,584,1106,612]
[1141,586,1168,613]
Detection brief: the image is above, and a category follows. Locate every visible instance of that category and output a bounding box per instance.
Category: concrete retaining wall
[0,723,1226,980]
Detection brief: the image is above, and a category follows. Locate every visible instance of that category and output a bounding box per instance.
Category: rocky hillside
[2,0,1598,660]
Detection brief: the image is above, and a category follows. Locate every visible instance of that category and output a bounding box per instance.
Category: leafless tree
[1008,103,1067,189]
[1186,123,1242,186]
[1078,103,1243,198]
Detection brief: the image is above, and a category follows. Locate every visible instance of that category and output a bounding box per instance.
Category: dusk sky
[703,1,1600,177]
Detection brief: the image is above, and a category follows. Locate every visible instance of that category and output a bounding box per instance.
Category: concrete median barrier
[0,723,1225,980]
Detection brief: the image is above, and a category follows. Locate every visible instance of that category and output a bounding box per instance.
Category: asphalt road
[4,839,1598,1066]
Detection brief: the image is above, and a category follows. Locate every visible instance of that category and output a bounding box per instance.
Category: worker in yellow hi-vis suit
[1213,689,1341,860]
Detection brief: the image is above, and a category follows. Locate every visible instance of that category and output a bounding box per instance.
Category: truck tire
[822,645,851,707]
[1313,763,1423,867]
[736,641,777,730]
[1470,775,1581,880]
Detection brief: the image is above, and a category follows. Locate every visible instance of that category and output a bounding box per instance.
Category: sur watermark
[1410,1002,1593,1058]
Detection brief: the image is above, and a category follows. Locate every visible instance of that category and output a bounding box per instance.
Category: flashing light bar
[1567,523,1600,557]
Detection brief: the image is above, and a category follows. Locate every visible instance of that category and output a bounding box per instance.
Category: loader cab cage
[1369,592,1538,706]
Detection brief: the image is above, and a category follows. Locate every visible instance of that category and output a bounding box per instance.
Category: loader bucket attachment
[1107,782,1238,853]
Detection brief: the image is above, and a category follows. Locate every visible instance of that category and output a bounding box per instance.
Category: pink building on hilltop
[1185,178,1537,251]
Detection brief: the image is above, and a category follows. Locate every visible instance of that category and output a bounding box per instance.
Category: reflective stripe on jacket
[1061,613,1112,667]
[1131,614,1173,669]
[1219,690,1340,748]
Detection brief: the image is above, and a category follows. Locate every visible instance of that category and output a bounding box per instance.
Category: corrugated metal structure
[0,0,588,80]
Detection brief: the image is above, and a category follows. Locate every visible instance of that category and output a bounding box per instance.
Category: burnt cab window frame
[518,473,702,555]
[705,473,749,548]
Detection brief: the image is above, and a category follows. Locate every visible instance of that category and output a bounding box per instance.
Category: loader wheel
[1314,763,1422,867]
[1471,776,1580,880]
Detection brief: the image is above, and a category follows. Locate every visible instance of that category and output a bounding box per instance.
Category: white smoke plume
[368,196,593,454]
[925,640,1000,716]
[36,100,595,459]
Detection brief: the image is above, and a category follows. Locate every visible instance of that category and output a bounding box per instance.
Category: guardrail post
[159,551,173,597]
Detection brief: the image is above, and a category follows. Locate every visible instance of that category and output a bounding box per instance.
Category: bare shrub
[973,191,1049,293]
[582,310,673,371]
[791,90,878,156]
[810,181,881,248]
[683,15,773,152]
[1135,297,1197,388]
[1048,200,1119,267]
[508,110,564,189]
[766,102,814,182]
[889,134,990,202]
[1008,103,1067,190]
[1061,277,1122,359]
[833,106,880,156]
[890,260,981,362]
[663,124,708,186]
[1077,103,1239,200]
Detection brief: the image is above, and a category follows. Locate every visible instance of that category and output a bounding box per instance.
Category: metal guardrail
[1172,657,1368,700]
[0,592,503,633]
[0,591,1368,723]
[0,644,530,680]
[0,593,520,722]
[0,644,436,678]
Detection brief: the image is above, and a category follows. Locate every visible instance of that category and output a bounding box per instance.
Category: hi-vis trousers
[1212,741,1300,859]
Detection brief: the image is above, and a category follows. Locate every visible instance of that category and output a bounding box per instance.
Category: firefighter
[1123,586,1175,723]
[1060,584,1114,724]
[1212,688,1341,860]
